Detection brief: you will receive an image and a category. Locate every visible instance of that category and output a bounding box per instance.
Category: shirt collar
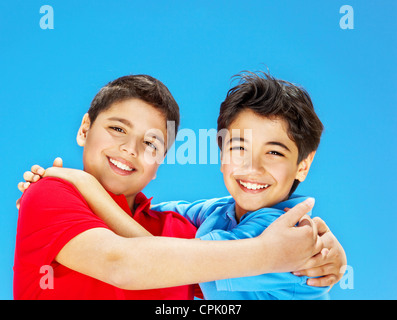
[223,194,311,222]
[133,192,158,219]
[271,194,311,216]
[223,200,238,224]
[106,191,157,219]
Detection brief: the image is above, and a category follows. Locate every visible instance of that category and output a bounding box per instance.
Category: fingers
[53,157,63,167]
[297,213,320,251]
[306,274,338,287]
[295,247,331,273]
[281,198,315,227]
[23,164,45,184]
[296,263,335,278]
[313,217,330,236]
[23,171,40,183]
[31,164,45,176]
[16,198,21,210]
[318,228,336,250]
[297,214,312,228]
[18,181,30,192]
[313,235,324,256]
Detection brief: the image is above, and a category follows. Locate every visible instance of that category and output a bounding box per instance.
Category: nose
[232,152,265,176]
[120,139,138,157]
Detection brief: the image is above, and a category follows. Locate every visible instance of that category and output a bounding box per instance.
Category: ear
[220,150,225,173]
[295,151,316,182]
[76,113,91,147]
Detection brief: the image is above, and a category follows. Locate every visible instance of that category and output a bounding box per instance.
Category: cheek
[142,162,161,180]
[220,163,236,189]
[271,163,299,187]
[221,161,238,179]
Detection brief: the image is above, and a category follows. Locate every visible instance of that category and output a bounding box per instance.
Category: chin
[98,180,125,195]
[237,198,275,213]
[237,202,262,213]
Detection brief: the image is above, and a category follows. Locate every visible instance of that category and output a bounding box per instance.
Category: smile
[238,180,270,191]
[108,157,135,173]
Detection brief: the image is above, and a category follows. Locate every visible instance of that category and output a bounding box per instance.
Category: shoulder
[20,177,88,212]
[199,196,234,212]
[23,176,79,197]
[17,176,107,238]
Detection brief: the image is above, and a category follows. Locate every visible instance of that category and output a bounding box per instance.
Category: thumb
[281,198,315,227]
[53,157,63,167]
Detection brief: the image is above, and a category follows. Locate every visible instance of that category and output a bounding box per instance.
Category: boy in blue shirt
[19,72,344,299]
[150,71,329,299]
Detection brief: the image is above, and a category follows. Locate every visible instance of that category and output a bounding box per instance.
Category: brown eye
[110,126,124,133]
[268,151,284,156]
[144,141,157,151]
[230,146,245,151]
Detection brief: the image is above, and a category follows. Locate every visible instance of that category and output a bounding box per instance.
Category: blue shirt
[151,194,330,300]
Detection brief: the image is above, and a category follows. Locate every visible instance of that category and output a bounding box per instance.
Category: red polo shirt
[13,177,200,300]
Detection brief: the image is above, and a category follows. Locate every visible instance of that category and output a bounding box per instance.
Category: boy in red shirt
[14,75,328,300]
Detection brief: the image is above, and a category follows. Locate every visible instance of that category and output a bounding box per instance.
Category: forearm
[112,236,268,290]
[56,195,322,290]
[45,168,152,237]
[74,173,152,237]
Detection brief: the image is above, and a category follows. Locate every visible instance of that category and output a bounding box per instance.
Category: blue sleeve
[214,272,329,300]
[151,199,210,227]
[199,210,280,240]
[200,210,330,299]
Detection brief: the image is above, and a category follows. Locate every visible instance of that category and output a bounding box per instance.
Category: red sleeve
[16,177,110,267]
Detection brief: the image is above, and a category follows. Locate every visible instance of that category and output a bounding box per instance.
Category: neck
[125,194,136,211]
[234,204,247,223]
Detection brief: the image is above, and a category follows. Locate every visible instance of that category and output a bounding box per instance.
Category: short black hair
[217,71,323,163]
[217,71,324,195]
[88,75,180,144]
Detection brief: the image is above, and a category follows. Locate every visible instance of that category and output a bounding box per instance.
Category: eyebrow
[266,141,291,152]
[108,117,165,146]
[226,137,247,146]
[147,133,165,146]
[108,117,133,128]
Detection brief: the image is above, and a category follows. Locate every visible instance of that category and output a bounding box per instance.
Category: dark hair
[88,74,180,144]
[217,71,324,194]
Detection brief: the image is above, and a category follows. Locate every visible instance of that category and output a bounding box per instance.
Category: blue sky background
[1,0,396,299]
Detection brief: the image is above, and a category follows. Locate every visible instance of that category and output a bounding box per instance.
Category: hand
[260,198,324,273]
[16,157,64,209]
[293,217,347,287]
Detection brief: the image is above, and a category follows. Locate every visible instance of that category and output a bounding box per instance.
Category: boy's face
[220,109,314,220]
[77,98,167,206]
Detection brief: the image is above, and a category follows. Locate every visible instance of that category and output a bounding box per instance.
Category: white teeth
[109,158,134,171]
[239,180,269,190]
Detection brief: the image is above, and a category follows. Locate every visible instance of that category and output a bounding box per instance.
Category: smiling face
[77,98,167,207]
[220,109,315,221]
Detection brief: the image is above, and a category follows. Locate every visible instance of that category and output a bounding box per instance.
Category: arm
[202,210,345,289]
[19,172,324,289]
[19,161,151,238]
[45,167,152,237]
[19,160,209,233]
[57,198,324,290]
[199,211,329,297]
[17,161,328,285]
